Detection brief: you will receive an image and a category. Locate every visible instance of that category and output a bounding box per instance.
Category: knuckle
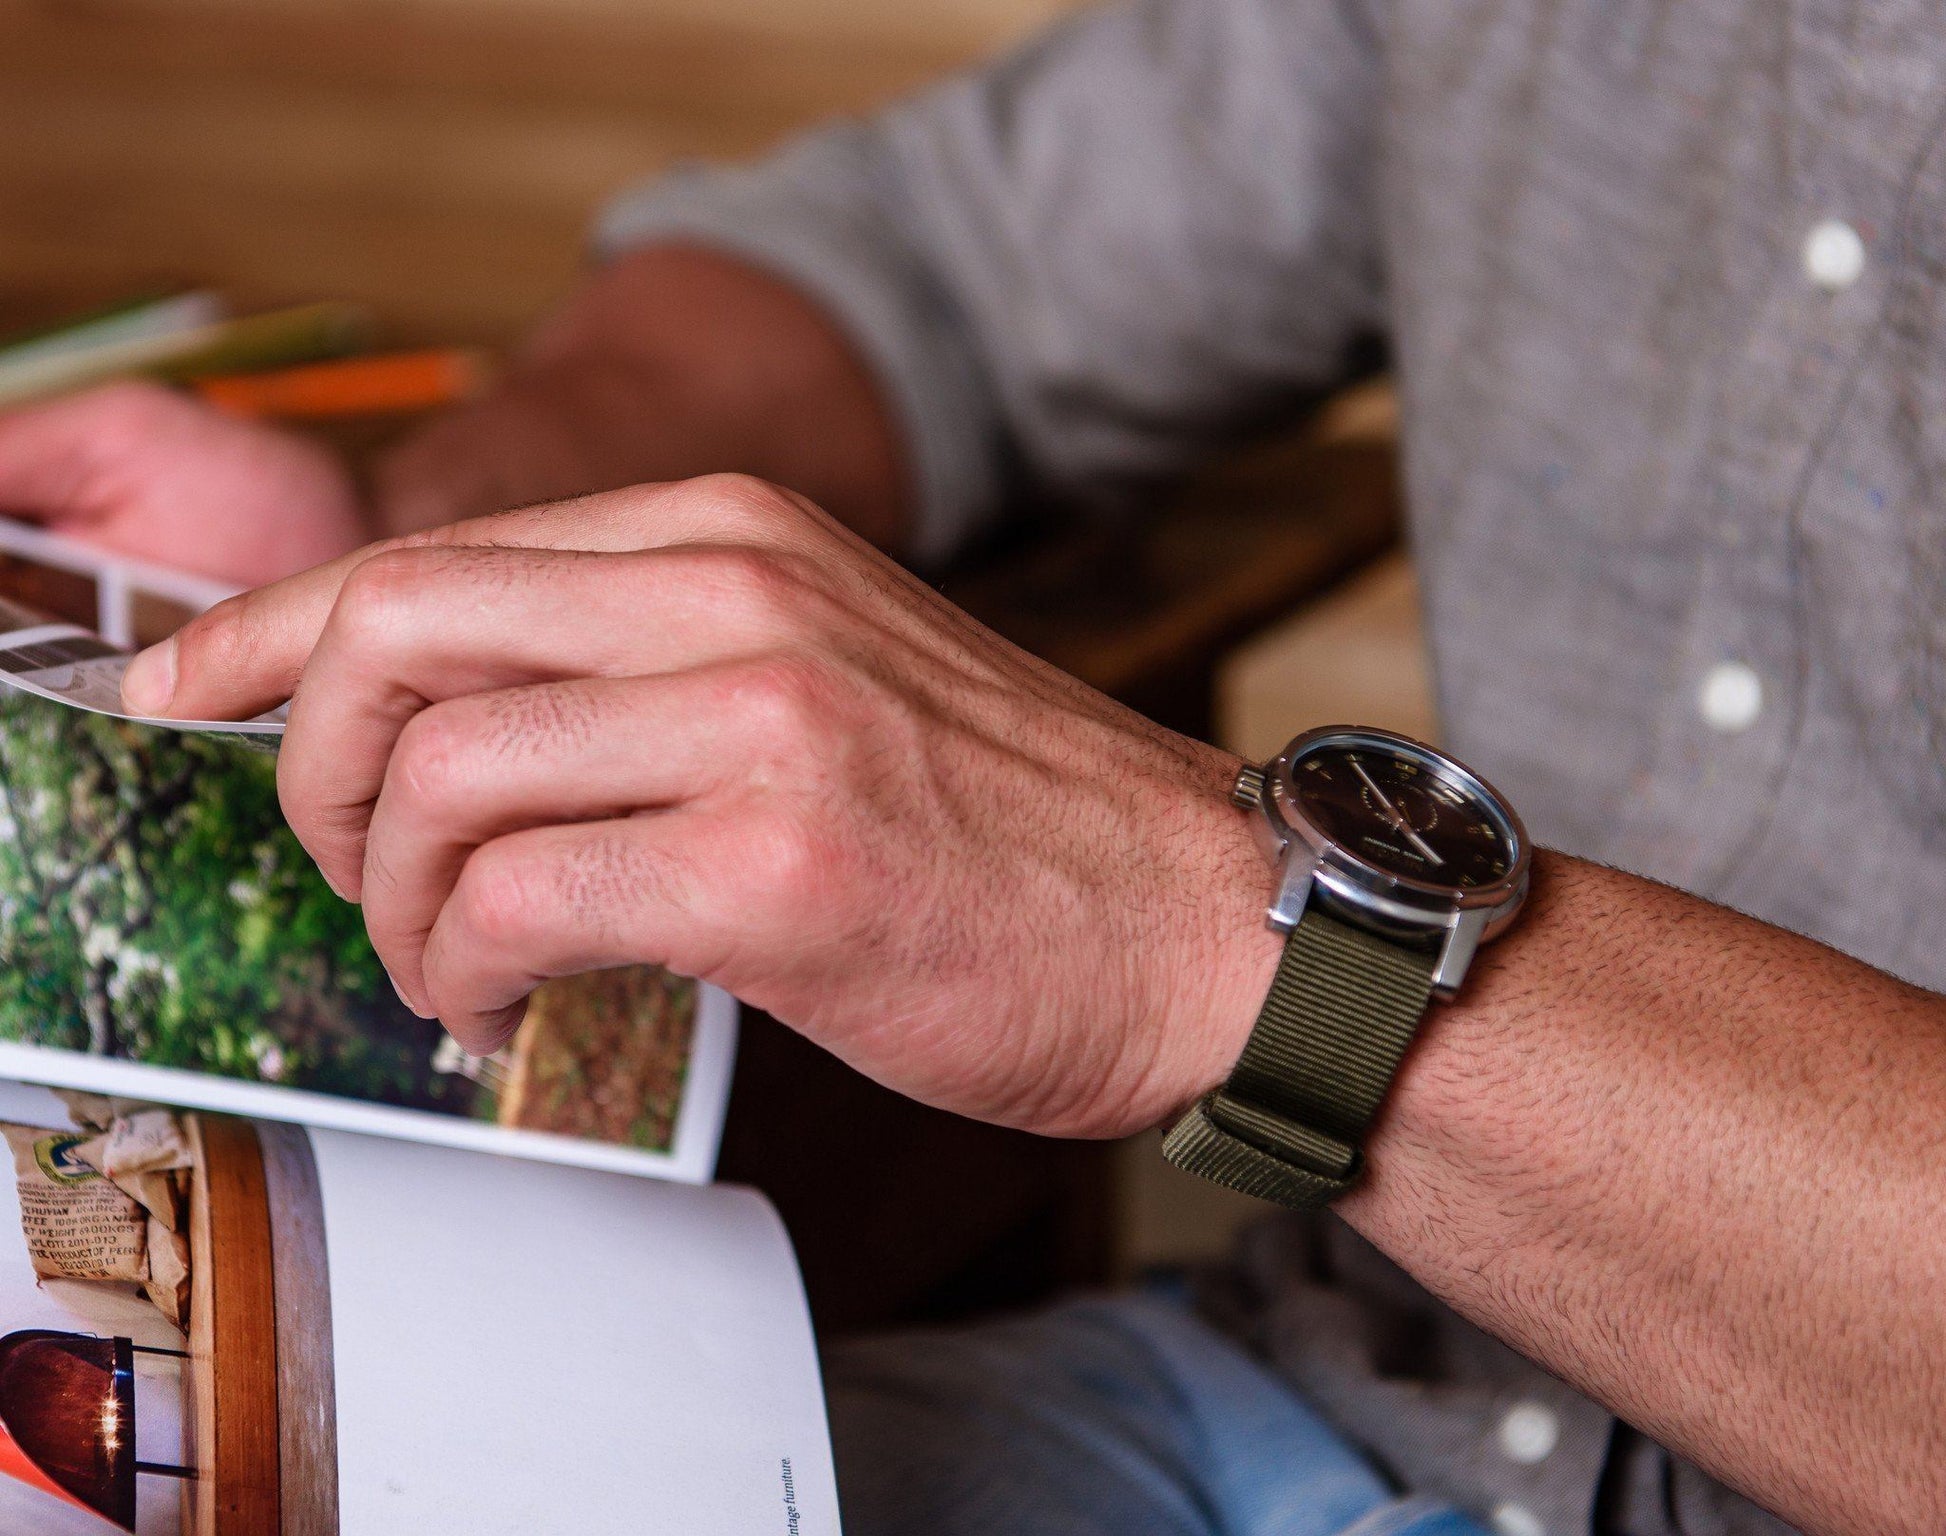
[172,593,258,680]
[766,819,820,905]
[274,762,365,853]
[685,471,806,536]
[755,811,846,916]
[359,834,405,907]
[333,547,436,635]
[390,705,476,811]
[730,652,843,741]
[691,469,787,511]
[452,844,541,951]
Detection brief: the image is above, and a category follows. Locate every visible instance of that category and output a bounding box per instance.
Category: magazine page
[0,1080,839,1536]
[0,523,735,1184]
[0,615,285,741]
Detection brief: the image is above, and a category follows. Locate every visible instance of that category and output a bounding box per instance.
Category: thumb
[120,537,378,720]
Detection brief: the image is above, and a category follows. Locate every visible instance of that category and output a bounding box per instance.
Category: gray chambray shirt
[599,3,1946,1532]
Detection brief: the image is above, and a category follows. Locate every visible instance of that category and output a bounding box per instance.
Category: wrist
[1147,728,1532,1210]
[1117,750,1283,1136]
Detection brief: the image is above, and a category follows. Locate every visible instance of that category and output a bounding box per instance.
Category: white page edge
[0,978,738,1185]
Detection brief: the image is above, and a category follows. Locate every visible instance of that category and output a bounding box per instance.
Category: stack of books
[0,290,488,420]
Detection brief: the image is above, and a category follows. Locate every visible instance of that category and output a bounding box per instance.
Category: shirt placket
[1611,11,1912,896]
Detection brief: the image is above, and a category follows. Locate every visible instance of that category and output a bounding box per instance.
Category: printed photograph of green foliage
[0,687,471,1112]
[0,684,700,1151]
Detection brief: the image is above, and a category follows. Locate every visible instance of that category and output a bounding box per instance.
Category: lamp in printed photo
[0,1328,192,1532]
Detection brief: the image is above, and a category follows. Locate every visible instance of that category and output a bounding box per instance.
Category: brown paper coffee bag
[3,1124,147,1284]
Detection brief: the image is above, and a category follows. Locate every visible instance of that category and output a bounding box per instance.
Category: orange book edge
[195,349,488,420]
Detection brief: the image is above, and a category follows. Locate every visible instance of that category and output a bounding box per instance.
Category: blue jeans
[825,1293,1488,1536]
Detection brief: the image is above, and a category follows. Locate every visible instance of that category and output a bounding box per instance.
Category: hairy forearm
[1326,852,1946,1534]
[370,245,910,547]
[130,398,1939,1526]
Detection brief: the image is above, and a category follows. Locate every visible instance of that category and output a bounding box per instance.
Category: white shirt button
[1698,661,1764,733]
[1491,1503,1547,1536]
[1497,1400,1561,1464]
[1804,219,1866,291]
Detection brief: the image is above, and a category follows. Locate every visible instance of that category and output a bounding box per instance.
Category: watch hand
[1351,757,1445,866]
[1349,756,1402,819]
[1403,826,1445,867]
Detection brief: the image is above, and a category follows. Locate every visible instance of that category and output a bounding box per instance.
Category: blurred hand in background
[0,379,368,587]
[0,246,910,593]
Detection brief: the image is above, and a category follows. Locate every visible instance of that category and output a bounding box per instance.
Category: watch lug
[1431,906,1490,999]
[1267,845,1319,933]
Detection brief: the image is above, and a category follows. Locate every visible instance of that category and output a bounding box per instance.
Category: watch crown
[1231,764,1268,810]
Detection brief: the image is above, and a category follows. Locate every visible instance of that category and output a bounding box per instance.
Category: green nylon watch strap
[1162,908,1439,1207]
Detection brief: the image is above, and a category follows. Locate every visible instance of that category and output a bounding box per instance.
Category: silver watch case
[1239,725,1530,1000]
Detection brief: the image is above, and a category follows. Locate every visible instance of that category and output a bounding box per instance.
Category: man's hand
[122,473,1273,1138]
[117,474,1946,1532]
[370,247,911,549]
[0,382,370,586]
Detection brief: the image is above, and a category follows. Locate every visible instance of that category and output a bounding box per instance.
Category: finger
[360,668,779,1009]
[273,544,834,896]
[121,472,833,722]
[416,811,747,1053]
[0,382,176,520]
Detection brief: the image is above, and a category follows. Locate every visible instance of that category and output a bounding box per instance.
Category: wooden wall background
[0,0,1077,342]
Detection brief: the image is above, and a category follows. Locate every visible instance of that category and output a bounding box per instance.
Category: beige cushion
[1217,550,1435,760]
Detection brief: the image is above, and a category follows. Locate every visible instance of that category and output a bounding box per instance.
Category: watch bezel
[1263,725,1530,934]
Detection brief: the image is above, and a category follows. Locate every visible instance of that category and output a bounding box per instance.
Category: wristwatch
[1163,725,1530,1207]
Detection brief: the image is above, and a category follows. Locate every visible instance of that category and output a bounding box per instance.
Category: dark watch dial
[1288,741,1515,889]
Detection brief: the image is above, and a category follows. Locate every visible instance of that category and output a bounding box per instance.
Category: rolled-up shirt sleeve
[596,0,1387,564]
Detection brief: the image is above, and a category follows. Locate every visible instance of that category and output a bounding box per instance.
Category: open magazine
[0,523,839,1534]
[0,518,736,1185]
